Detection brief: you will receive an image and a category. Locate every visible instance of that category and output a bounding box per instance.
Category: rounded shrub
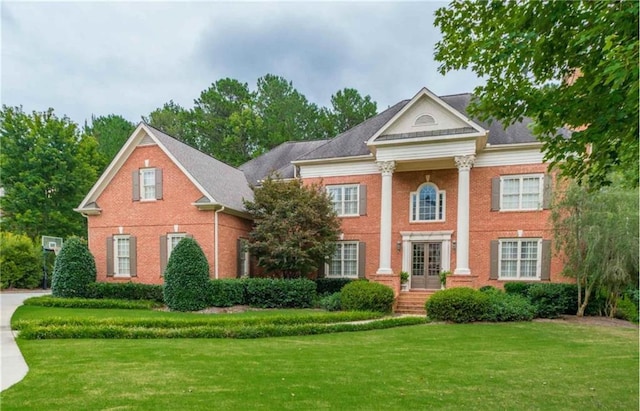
[615,298,639,323]
[51,237,96,298]
[527,283,572,318]
[0,232,42,290]
[425,287,490,323]
[340,280,394,313]
[319,292,342,311]
[163,237,210,311]
[483,291,536,322]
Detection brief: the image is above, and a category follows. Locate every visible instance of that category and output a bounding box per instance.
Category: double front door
[411,242,442,289]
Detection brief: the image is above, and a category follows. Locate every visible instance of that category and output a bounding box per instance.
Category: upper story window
[410,183,445,222]
[327,184,363,217]
[499,238,541,280]
[499,174,544,211]
[132,168,163,201]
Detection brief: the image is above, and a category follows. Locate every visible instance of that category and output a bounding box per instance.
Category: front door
[411,242,442,289]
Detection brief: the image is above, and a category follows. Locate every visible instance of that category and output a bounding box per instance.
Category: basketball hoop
[42,236,63,253]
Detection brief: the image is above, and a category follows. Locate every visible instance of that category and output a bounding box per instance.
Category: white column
[454,155,475,275]
[376,160,396,275]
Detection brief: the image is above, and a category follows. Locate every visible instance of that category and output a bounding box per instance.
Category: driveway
[1,291,51,392]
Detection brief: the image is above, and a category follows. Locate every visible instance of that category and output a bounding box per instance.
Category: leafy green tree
[552,179,639,316]
[434,1,639,188]
[0,232,42,289]
[0,106,102,239]
[163,237,210,311]
[51,237,97,298]
[84,114,135,168]
[321,88,378,137]
[243,176,341,278]
[145,100,199,149]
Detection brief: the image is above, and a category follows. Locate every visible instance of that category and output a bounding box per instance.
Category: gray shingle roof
[145,123,254,211]
[239,139,330,185]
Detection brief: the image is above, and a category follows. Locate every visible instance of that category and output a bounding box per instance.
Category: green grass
[1,321,637,410]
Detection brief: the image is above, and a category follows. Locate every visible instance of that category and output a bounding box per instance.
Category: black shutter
[359,184,367,216]
[155,168,163,200]
[160,235,168,276]
[106,237,114,277]
[236,239,244,278]
[358,242,366,279]
[129,236,137,277]
[132,170,140,201]
[542,174,553,209]
[541,239,552,280]
[489,240,499,280]
[491,177,500,211]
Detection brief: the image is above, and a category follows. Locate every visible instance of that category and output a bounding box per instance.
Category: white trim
[498,238,542,280]
[326,241,359,278]
[139,168,156,201]
[400,231,453,287]
[299,159,378,178]
[326,184,360,217]
[375,139,476,162]
[367,88,487,145]
[167,233,186,260]
[475,147,545,167]
[499,174,544,211]
[113,234,131,278]
[291,154,373,166]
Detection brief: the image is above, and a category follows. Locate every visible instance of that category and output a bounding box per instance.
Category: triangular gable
[76,123,216,212]
[367,87,487,146]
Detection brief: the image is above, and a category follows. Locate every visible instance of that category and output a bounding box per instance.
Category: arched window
[414,114,436,126]
[410,183,445,222]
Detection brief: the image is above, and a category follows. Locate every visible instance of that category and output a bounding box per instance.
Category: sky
[1,1,483,127]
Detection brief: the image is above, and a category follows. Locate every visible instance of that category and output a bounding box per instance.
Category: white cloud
[1,1,482,125]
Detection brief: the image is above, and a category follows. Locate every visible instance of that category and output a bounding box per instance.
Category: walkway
[1,291,50,392]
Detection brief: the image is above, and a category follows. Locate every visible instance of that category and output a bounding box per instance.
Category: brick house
[76,87,566,310]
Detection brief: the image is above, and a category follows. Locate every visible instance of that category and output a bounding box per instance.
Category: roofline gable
[76,123,215,211]
[366,87,487,146]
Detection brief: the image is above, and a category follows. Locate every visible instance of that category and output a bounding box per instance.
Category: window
[499,239,541,279]
[414,114,436,126]
[327,185,359,216]
[114,235,131,276]
[410,183,445,222]
[328,242,359,278]
[167,233,186,260]
[500,174,544,211]
[132,168,162,201]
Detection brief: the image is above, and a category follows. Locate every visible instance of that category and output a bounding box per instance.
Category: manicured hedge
[51,237,96,298]
[315,278,355,295]
[425,287,490,323]
[243,278,316,308]
[86,282,164,303]
[481,289,536,322]
[17,317,425,340]
[22,296,159,310]
[207,280,245,307]
[340,280,394,313]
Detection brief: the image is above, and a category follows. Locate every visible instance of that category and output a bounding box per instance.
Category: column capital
[454,155,476,171]
[377,160,396,176]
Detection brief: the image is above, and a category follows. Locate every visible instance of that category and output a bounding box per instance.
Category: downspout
[214,206,225,279]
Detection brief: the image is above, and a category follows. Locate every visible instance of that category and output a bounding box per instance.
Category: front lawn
[1,320,637,410]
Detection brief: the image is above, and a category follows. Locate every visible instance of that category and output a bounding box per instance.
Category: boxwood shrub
[207,279,245,307]
[51,237,96,298]
[243,278,316,308]
[318,292,342,311]
[315,278,355,295]
[503,282,534,297]
[340,280,394,313]
[526,283,573,318]
[86,282,164,303]
[482,290,536,322]
[425,287,490,323]
[163,238,210,311]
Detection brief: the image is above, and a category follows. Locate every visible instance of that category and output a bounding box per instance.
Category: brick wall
[87,144,250,284]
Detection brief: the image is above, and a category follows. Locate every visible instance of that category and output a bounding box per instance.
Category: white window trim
[140,168,156,201]
[498,238,542,280]
[499,174,544,211]
[410,183,446,222]
[326,184,360,217]
[113,235,131,278]
[167,233,186,261]
[326,241,359,278]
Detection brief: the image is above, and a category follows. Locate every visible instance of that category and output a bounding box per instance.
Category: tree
[434,1,639,188]
[552,178,639,316]
[51,237,97,298]
[85,114,135,169]
[0,106,102,239]
[163,237,210,311]
[321,88,378,137]
[243,176,341,278]
[0,232,42,290]
[145,100,199,149]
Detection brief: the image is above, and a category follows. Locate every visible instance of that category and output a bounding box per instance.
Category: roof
[239,139,329,185]
[144,124,254,211]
